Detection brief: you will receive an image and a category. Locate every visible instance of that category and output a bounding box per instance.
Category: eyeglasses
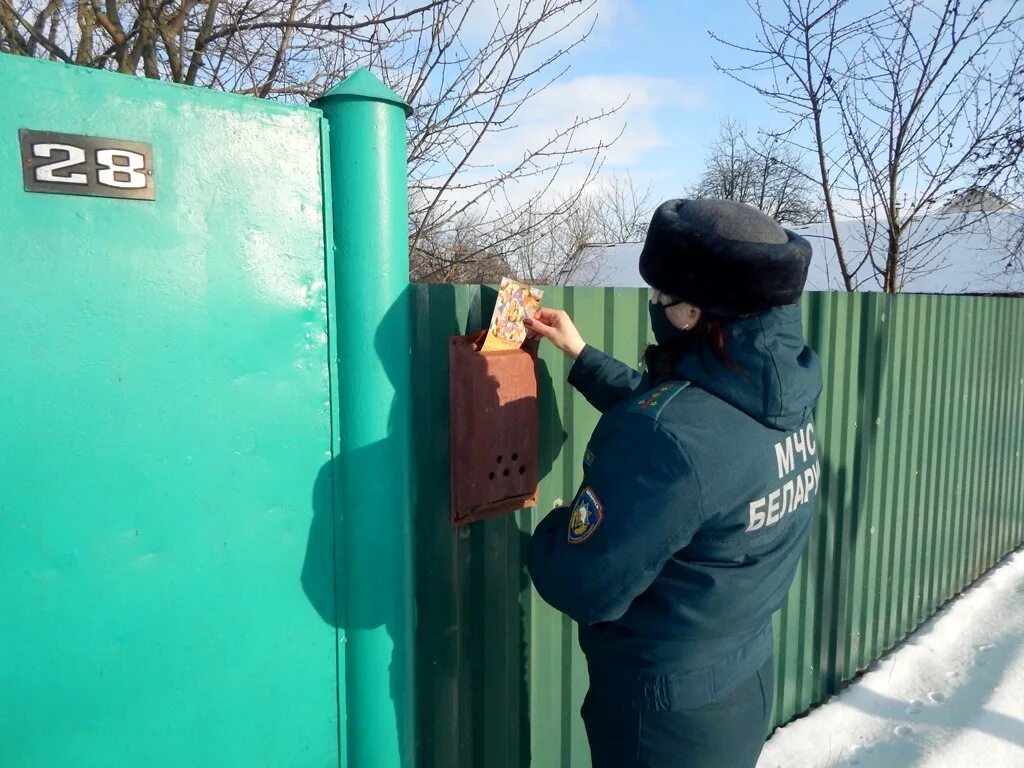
[650,289,686,308]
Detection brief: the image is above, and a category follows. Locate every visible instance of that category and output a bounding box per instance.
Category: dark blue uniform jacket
[527,304,823,706]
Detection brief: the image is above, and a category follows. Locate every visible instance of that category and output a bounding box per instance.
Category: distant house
[570,243,649,288]
[937,187,1015,215]
[572,210,1023,295]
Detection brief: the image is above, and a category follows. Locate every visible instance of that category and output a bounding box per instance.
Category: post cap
[312,68,413,116]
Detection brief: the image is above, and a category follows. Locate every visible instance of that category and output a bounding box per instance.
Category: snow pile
[758,549,1024,767]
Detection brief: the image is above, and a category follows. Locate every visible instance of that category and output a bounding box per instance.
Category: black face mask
[649,301,687,346]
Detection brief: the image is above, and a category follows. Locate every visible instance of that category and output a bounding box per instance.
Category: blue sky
[456,0,788,212]
[547,0,780,202]
[510,0,1022,213]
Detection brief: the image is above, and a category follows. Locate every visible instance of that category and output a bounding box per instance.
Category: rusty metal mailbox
[449,331,539,526]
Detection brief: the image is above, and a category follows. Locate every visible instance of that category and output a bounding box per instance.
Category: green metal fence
[411,284,1024,768]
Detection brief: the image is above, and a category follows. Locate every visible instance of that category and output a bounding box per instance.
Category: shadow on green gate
[299,284,566,767]
[301,290,417,764]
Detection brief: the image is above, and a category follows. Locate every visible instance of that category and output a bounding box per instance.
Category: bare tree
[503,196,602,285]
[973,51,1024,280]
[585,173,654,243]
[1,0,619,283]
[407,209,514,283]
[511,174,654,286]
[0,0,447,89]
[712,0,868,289]
[713,0,1024,293]
[414,174,652,285]
[833,0,1024,292]
[691,118,822,225]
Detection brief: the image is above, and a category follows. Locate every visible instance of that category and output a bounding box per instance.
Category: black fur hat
[638,199,812,315]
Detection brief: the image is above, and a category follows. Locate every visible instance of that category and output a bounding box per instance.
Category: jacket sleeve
[526,417,705,625]
[567,345,647,413]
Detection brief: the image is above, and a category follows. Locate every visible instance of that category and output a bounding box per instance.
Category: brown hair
[643,312,738,382]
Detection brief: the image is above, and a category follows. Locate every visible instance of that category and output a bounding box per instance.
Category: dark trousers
[581,658,774,768]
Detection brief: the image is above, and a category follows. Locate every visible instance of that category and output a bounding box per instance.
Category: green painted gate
[0,55,341,767]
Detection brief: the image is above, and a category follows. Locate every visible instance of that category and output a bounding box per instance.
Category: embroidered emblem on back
[630,381,689,419]
[567,487,603,544]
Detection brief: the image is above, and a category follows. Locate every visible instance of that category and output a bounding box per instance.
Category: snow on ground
[758,548,1024,768]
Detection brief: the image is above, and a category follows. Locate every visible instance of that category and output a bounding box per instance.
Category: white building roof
[574,211,1023,294]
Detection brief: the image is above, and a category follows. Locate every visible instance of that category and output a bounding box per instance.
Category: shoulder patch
[629,381,690,419]
[567,487,603,544]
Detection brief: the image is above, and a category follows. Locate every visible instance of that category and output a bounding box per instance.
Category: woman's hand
[525,308,586,360]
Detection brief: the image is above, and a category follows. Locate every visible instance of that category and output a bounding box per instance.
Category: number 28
[32,142,148,189]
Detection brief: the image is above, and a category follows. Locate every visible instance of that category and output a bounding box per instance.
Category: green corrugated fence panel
[412,285,1024,768]
[0,56,339,767]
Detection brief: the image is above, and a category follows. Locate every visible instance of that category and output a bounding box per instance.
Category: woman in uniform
[525,198,822,768]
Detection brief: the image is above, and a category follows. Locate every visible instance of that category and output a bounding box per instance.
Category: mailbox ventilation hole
[512,452,519,461]
[489,472,495,480]
[519,466,526,475]
[497,455,503,464]
[503,468,510,477]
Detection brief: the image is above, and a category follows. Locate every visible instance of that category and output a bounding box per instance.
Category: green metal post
[313,70,415,768]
